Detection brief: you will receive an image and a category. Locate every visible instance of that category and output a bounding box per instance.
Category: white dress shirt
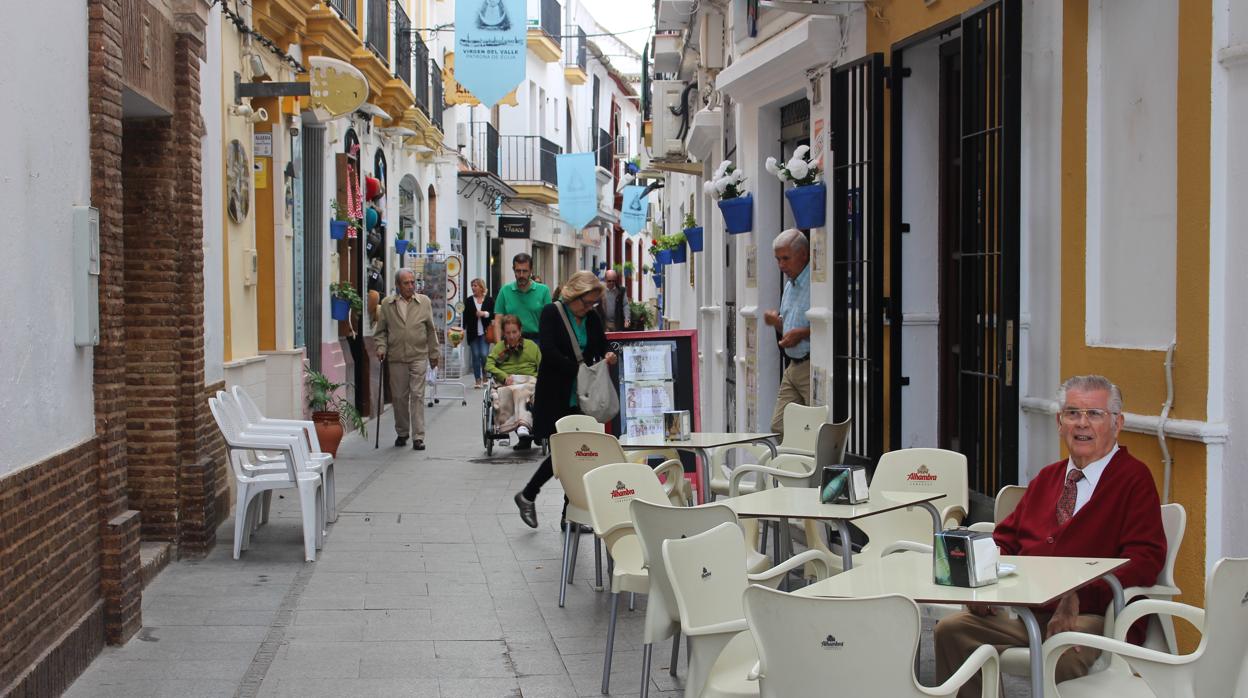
[1064,444,1119,516]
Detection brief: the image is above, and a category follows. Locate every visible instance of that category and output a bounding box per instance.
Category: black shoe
[412,439,425,451]
[513,437,533,451]
[394,436,408,447]
[559,520,593,534]
[514,493,538,528]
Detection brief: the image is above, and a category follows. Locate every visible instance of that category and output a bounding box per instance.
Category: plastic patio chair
[556,414,606,433]
[630,500,788,698]
[1040,556,1248,698]
[966,484,1028,533]
[209,396,324,562]
[582,462,675,694]
[774,403,829,457]
[743,585,1000,698]
[662,522,836,698]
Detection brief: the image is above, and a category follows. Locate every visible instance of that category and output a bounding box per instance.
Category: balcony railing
[500,135,561,186]
[468,122,500,176]
[430,60,444,131]
[365,0,389,64]
[597,128,612,170]
[413,33,430,115]
[394,3,411,86]
[564,26,587,70]
[328,0,357,28]
[539,0,561,40]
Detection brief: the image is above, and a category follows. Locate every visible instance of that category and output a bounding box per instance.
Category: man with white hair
[375,268,440,450]
[763,228,811,437]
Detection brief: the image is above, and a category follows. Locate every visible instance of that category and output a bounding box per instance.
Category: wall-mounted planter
[684,226,704,252]
[331,297,351,321]
[669,241,687,264]
[656,248,673,266]
[784,182,827,229]
[718,194,753,234]
[395,238,410,255]
[330,220,349,240]
[652,273,663,287]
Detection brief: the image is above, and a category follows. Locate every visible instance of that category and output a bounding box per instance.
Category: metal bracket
[234,72,311,104]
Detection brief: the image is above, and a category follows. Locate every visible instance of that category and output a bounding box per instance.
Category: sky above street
[580,0,654,56]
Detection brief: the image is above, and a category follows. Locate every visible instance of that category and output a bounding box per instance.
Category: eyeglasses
[578,295,601,308]
[1058,408,1117,425]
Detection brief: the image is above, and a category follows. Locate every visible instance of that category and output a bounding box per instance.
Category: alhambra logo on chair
[701,567,711,579]
[610,481,636,498]
[820,634,845,649]
[575,444,600,458]
[907,464,938,482]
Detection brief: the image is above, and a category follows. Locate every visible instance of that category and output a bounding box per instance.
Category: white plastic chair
[209,396,324,562]
[743,585,1000,697]
[708,443,773,499]
[1041,556,1248,698]
[582,462,674,694]
[630,501,792,698]
[548,431,611,606]
[663,522,835,698]
[556,414,605,433]
[230,386,337,522]
[774,403,829,456]
[966,484,1028,533]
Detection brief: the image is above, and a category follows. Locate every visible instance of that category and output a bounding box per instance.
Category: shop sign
[498,215,531,239]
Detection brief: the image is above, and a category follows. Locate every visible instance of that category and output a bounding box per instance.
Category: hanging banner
[620,185,649,235]
[454,0,526,108]
[556,153,598,229]
[442,53,519,107]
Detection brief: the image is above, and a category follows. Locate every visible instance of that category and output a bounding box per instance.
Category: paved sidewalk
[67,379,1014,698]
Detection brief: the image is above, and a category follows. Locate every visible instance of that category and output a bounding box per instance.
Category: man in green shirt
[493,253,551,340]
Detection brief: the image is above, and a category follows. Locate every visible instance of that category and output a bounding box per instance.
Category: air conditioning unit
[613,134,628,157]
[700,12,725,70]
[650,80,687,159]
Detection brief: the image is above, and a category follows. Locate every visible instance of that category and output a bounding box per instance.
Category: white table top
[720,487,945,521]
[618,432,779,450]
[797,551,1129,608]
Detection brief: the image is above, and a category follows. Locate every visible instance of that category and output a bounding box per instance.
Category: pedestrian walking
[493,253,551,341]
[374,268,440,450]
[464,278,494,389]
[763,228,811,439]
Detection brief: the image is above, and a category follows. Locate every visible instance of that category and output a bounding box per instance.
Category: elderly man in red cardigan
[934,375,1167,697]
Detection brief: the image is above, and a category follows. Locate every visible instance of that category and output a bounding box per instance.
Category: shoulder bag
[556,302,619,423]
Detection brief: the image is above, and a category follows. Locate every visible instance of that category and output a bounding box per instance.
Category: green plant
[613,262,624,274]
[330,281,363,314]
[641,264,652,274]
[628,301,655,330]
[622,261,635,274]
[653,231,687,250]
[330,199,361,226]
[683,212,698,229]
[304,367,367,436]
[426,241,441,251]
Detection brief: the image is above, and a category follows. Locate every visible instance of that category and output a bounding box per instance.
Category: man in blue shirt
[763,229,811,437]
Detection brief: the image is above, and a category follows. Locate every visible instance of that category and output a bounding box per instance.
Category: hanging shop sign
[454,0,526,108]
[556,153,598,229]
[620,185,649,235]
[498,215,531,239]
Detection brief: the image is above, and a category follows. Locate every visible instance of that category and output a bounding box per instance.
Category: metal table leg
[917,501,943,533]
[1016,607,1045,698]
[695,448,710,504]
[834,519,854,570]
[1102,573,1125,616]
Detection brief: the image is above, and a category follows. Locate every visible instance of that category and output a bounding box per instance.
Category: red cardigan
[993,447,1167,620]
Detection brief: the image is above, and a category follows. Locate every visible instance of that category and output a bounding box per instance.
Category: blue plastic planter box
[718,194,753,234]
[785,182,827,229]
[670,242,687,264]
[331,297,351,321]
[330,220,349,240]
[395,238,410,255]
[684,226,704,252]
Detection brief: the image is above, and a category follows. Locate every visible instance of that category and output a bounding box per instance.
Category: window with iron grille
[366,0,389,64]
[597,128,612,169]
[431,59,444,131]
[394,3,411,87]
[564,26,587,70]
[540,0,561,40]
[329,0,357,28]
[413,33,430,115]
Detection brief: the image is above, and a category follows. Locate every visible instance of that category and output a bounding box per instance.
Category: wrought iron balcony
[597,128,613,170]
[564,26,587,70]
[413,33,430,115]
[500,135,561,187]
[468,122,500,177]
[366,0,389,64]
[394,3,411,87]
[328,0,357,28]
[539,0,561,41]
[431,60,444,131]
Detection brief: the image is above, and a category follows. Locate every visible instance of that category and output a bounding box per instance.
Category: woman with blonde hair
[513,271,618,528]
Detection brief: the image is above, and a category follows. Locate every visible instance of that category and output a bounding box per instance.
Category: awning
[716,16,841,102]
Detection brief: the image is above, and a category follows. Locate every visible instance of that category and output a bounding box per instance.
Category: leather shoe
[412,439,425,451]
[394,436,408,447]
[513,437,532,450]
[514,493,538,528]
[560,520,592,534]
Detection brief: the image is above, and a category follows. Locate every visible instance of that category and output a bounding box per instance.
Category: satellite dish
[307,57,369,121]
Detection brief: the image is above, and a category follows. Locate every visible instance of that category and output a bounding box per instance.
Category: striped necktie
[1055,469,1085,525]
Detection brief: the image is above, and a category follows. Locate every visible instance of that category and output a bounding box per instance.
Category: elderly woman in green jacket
[487,314,542,440]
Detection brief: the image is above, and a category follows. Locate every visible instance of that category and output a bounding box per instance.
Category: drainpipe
[1157,342,1176,504]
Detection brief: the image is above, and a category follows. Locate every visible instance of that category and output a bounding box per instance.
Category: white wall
[203,8,225,385]
[0,2,96,474]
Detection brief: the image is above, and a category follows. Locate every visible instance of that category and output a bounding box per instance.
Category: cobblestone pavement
[67,379,1026,697]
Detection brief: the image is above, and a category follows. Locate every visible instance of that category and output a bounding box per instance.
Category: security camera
[229,103,253,119]
[249,107,269,123]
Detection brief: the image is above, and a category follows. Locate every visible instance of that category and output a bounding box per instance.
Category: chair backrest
[743,585,924,698]
[661,522,751,634]
[994,485,1027,523]
[549,431,627,512]
[555,414,605,433]
[1173,557,1248,697]
[582,462,671,550]
[857,448,968,559]
[815,418,852,468]
[209,396,296,481]
[631,500,741,624]
[778,403,829,454]
[231,385,265,425]
[1157,502,1186,589]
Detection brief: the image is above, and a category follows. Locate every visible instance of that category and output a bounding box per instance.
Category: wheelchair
[481,376,545,456]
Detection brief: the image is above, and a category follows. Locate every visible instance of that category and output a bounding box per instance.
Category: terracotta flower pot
[312,411,345,457]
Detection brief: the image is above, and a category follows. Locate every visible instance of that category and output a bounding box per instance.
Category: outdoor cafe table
[797,550,1129,698]
[720,487,946,569]
[619,432,779,505]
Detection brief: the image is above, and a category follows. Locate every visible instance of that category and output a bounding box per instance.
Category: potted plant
[305,367,366,456]
[651,237,672,266]
[628,300,655,330]
[767,144,826,229]
[613,262,624,276]
[426,240,441,253]
[666,231,688,264]
[448,326,464,348]
[330,281,362,321]
[395,236,410,255]
[330,199,358,240]
[682,212,704,252]
[704,160,752,234]
[622,261,635,277]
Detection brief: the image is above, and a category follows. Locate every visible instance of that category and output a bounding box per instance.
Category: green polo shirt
[494,280,551,334]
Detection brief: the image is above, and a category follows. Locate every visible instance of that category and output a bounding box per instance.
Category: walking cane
[374,358,386,448]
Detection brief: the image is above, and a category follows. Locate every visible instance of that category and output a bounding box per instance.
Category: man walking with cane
[374,268,440,450]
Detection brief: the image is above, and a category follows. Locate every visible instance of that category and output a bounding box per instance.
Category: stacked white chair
[555,414,606,433]
[743,585,1000,697]
[208,396,324,561]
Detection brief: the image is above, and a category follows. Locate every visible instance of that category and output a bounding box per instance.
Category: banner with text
[454,0,526,108]
[556,153,598,229]
[620,185,649,235]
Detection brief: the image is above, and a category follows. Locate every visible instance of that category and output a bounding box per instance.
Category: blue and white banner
[556,153,598,229]
[620,185,649,235]
[454,0,526,108]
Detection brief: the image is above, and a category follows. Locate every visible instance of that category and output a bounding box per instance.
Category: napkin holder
[663,410,691,441]
[933,528,1000,588]
[819,465,869,505]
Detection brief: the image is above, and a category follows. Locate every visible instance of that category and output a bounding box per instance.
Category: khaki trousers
[769,359,811,437]
[388,359,428,440]
[494,377,536,431]
[934,610,1104,698]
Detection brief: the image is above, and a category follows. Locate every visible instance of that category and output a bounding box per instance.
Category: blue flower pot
[785,182,827,229]
[656,248,673,266]
[652,273,663,287]
[670,241,687,264]
[330,220,348,240]
[426,244,439,253]
[331,297,351,321]
[718,194,754,234]
[684,226,704,252]
[395,238,409,255]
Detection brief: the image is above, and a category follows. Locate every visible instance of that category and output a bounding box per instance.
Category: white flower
[794,144,811,160]
[764,157,779,176]
[715,179,728,195]
[715,160,732,178]
[733,168,747,183]
[788,159,809,181]
[703,181,717,196]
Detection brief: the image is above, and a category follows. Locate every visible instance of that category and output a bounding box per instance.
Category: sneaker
[412,439,425,451]
[514,493,538,528]
[394,436,408,447]
[516,425,530,437]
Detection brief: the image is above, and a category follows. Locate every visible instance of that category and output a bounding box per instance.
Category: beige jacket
[373,293,440,364]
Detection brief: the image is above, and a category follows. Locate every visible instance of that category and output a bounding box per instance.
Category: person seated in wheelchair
[487,314,541,445]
